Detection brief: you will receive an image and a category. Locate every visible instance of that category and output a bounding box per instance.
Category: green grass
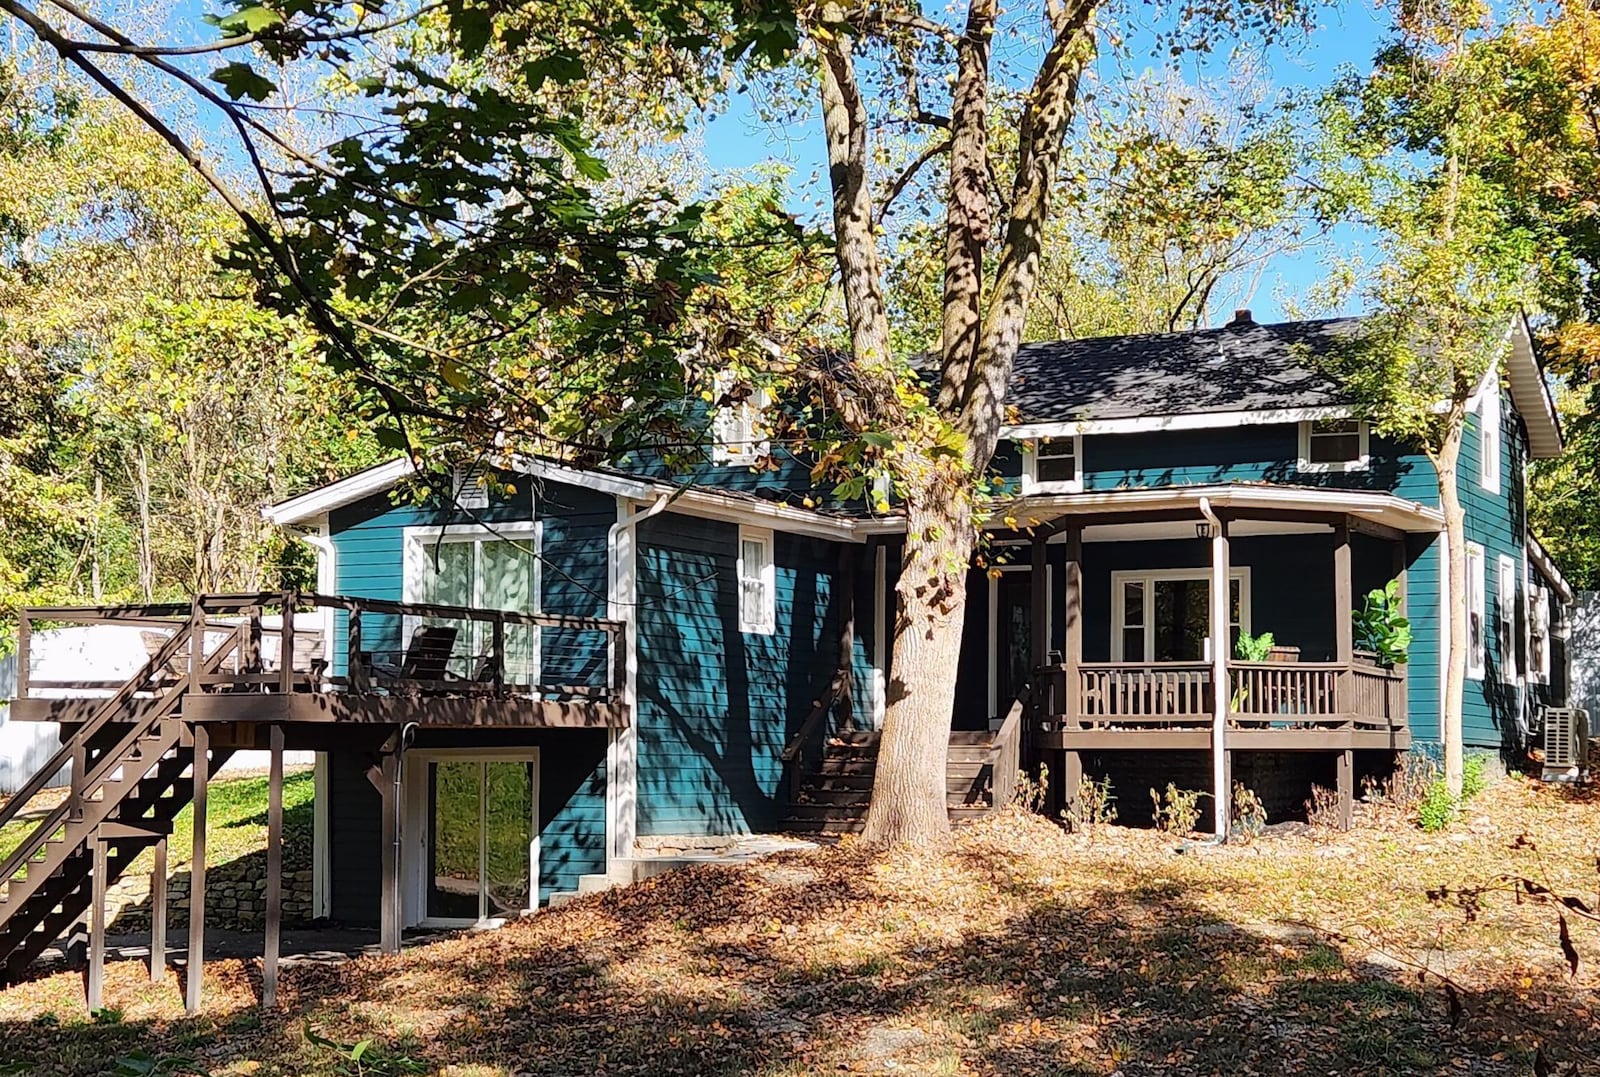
[0,768,314,874]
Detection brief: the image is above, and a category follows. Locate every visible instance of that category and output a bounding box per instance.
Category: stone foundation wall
[105,845,314,933]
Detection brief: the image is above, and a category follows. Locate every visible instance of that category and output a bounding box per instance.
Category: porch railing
[15,591,626,705]
[1044,659,1407,733]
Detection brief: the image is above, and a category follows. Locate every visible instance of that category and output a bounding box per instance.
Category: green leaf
[454,7,493,54]
[209,62,277,102]
[440,359,469,391]
[374,427,410,451]
[523,52,585,92]
[217,6,283,34]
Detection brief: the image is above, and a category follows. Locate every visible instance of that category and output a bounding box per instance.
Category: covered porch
[975,484,1442,831]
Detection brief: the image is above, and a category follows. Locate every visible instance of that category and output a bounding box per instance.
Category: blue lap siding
[633,514,860,835]
[324,475,613,908]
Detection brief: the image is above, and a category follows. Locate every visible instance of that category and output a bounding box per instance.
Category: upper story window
[1497,553,1519,685]
[1479,385,1502,494]
[1021,435,1083,494]
[1466,542,1486,681]
[711,373,769,466]
[737,526,775,635]
[1296,419,1369,473]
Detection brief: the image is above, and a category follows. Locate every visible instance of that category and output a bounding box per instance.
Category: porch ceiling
[1006,483,1444,538]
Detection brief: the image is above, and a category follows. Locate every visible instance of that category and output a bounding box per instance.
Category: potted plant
[1353,579,1411,668]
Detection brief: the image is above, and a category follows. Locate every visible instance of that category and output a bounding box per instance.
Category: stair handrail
[0,620,241,890]
[780,670,849,765]
[0,618,194,837]
[987,683,1031,810]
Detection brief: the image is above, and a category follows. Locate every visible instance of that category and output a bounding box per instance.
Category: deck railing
[1044,658,1407,734]
[15,592,627,704]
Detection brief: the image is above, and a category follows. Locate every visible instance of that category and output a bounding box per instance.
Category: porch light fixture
[1195,522,1215,540]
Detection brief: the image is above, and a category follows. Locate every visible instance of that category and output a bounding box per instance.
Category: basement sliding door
[406,751,539,927]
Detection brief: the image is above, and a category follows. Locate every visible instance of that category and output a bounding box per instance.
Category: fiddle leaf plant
[1353,579,1411,666]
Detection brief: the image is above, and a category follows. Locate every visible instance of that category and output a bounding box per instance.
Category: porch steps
[781,731,999,835]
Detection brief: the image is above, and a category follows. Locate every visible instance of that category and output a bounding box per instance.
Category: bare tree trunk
[862,494,971,845]
[1434,428,1467,797]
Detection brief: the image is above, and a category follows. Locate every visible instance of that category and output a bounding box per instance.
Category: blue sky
[696,1,1395,324]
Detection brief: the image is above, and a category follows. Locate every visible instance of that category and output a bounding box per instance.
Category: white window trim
[1479,386,1502,494]
[736,525,776,635]
[711,375,771,466]
[1526,556,1551,686]
[1466,542,1486,681]
[1296,419,1370,474]
[1020,435,1084,494]
[1497,553,1520,686]
[402,747,540,925]
[986,563,1054,721]
[1110,567,1252,662]
[401,520,543,681]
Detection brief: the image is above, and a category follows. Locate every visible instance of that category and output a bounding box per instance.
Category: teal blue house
[263,311,1572,926]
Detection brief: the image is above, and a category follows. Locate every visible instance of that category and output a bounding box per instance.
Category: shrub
[1150,783,1206,834]
[1305,784,1343,830]
[1231,782,1267,839]
[1461,753,1488,800]
[1353,579,1411,665]
[1417,780,1458,832]
[1064,775,1117,833]
[1012,763,1050,813]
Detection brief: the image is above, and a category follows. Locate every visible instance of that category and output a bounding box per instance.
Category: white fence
[1574,591,1599,718]
[1,623,315,795]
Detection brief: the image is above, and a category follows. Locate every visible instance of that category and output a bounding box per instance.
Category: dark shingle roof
[1006,316,1364,424]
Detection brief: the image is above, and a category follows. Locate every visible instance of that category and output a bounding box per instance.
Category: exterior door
[992,569,1045,719]
[405,751,539,927]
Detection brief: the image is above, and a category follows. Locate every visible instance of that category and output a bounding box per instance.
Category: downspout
[1199,496,1229,842]
[605,494,671,867]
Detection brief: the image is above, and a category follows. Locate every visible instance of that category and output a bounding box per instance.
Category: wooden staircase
[781,730,1006,835]
[0,615,240,984]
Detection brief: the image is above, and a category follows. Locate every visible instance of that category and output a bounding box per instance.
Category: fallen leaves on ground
[0,778,1596,1076]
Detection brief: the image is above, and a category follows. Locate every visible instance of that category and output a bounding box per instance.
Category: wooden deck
[11,592,629,732]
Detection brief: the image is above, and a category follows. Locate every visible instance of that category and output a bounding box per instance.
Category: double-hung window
[1297,419,1369,473]
[737,526,775,635]
[1112,569,1248,662]
[1529,581,1551,685]
[1022,435,1083,493]
[1497,554,1519,685]
[711,373,769,465]
[1465,543,1486,680]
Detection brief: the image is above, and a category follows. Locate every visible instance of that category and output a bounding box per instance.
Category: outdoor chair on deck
[359,624,459,694]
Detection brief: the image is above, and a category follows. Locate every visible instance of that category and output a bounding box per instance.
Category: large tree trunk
[1434,428,1467,797]
[861,493,972,845]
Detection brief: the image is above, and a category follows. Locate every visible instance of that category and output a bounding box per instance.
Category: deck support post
[379,741,402,955]
[1337,748,1354,830]
[262,723,284,1007]
[87,835,106,1012]
[186,722,208,1015]
[150,836,167,982]
[1209,515,1231,837]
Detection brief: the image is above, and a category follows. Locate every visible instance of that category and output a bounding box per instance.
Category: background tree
[1316,1,1559,797]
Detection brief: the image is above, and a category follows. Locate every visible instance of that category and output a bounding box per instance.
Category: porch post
[262,723,284,1008]
[185,722,208,1015]
[1030,534,1048,678]
[1209,516,1231,837]
[1062,523,1084,813]
[1334,518,1354,664]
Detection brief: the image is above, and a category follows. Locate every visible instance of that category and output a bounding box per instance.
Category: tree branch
[875,137,951,226]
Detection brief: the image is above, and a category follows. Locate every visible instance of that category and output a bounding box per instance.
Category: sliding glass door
[409,752,539,926]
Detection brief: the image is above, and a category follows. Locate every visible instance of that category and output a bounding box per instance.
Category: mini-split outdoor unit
[1541,707,1591,781]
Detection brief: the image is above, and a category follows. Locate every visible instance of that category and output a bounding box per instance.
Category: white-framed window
[1479,385,1502,494]
[1111,568,1250,662]
[736,526,775,635]
[402,521,541,682]
[1021,435,1084,494]
[1466,542,1486,681]
[711,373,770,465]
[1497,553,1519,685]
[1527,568,1551,685]
[1296,419,1369,473]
